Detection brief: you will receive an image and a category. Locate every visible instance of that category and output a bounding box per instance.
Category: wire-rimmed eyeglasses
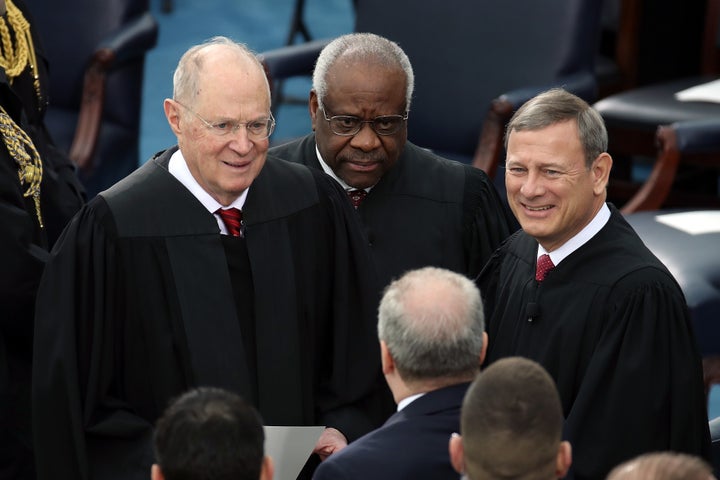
[321,107,408,136]
[175,100,275,140]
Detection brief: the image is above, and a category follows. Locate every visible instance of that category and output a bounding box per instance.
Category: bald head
[377,267,485,385]
[172,36,270,107]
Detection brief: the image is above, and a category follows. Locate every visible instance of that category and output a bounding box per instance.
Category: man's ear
[591,152,613,196]
[556,441,572,478]
[479,332,488,366]
[164,99,183,136]
[151,464,164,480]
[260,455,274,480]
[448,433,465,475]
[309,91,319,131]
[380,340,395,375]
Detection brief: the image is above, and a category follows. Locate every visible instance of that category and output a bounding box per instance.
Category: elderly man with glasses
[32,36,385,480]
[270,33,518,298]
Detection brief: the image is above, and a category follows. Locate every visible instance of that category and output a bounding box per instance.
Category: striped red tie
[217,207,243,237]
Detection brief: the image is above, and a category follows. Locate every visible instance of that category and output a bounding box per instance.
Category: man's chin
[341,174,378,190]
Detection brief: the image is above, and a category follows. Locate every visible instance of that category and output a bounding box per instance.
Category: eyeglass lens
[324,110,406,136]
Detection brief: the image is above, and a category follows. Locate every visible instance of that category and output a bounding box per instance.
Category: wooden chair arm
[70,49,114,171]
[69,12,158,172]
[620,124,681,213]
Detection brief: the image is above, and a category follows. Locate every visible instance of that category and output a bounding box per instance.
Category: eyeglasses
[321,107,408,136]
[175,100,275,140]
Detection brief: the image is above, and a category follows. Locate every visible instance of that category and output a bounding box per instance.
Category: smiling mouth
[222,160,250,168]
[524,204,553,211]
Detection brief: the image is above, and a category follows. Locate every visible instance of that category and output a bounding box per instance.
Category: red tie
[217,207,243,237]
[536,254,555,282]
[347,189,367,209]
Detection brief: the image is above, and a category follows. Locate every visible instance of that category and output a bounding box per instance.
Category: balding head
[377,267,485,387]
[172,36,270,107]
[606,452,716,480]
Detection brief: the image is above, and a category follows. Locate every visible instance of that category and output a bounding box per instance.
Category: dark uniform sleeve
[463,167,519,278]
[0,141,49,479]
[0,147,47,339]
[564,269,711,479]
[32,202,154,480]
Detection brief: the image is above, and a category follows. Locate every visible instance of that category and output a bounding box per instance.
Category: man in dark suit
[312,266,487,480]
[269,33,517,292]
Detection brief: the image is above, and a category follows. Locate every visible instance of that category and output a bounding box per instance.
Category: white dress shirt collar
[315,144,372,193]
[168,149,248,234]
[538,203,611,265]
[397,392,425,412]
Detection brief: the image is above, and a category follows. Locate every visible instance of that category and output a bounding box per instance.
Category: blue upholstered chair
[260,0,605,181]
[26,0,159,197]
[624,208,720,409]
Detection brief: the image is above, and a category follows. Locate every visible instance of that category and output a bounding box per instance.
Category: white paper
[655,211,720,234]
[264,425,325,480]
[674,79,720,103]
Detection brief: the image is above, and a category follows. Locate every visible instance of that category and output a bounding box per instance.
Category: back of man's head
[152,387,272,480]
[606,452,716,480]
[377,266,486,388]
[452,356,571,480]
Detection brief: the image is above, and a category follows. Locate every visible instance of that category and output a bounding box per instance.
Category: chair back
[353,0,604,162]
[27,0,156,196]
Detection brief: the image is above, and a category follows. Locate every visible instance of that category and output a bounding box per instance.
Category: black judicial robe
[477,204,711,480]
[270,134,518,290]
[32,148,383,480]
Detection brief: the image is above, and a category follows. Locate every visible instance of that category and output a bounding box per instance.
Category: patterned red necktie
[347,189,367,209]
[535,254,555,282]
[216,207,243,237]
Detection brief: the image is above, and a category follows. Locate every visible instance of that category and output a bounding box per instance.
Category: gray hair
[172,36,270,106]
[377,267,485,383]
[504,88,608,168]
[606,452,715,480]
[312,32,414,113]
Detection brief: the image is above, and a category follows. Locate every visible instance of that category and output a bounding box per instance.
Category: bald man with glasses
[269,33,518,294]
[32,36,385,480]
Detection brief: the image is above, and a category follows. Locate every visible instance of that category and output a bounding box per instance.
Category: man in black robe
[269,33,517,292]
[1,0,85,477]
[477,88,711,480]
[32,37,382,480]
